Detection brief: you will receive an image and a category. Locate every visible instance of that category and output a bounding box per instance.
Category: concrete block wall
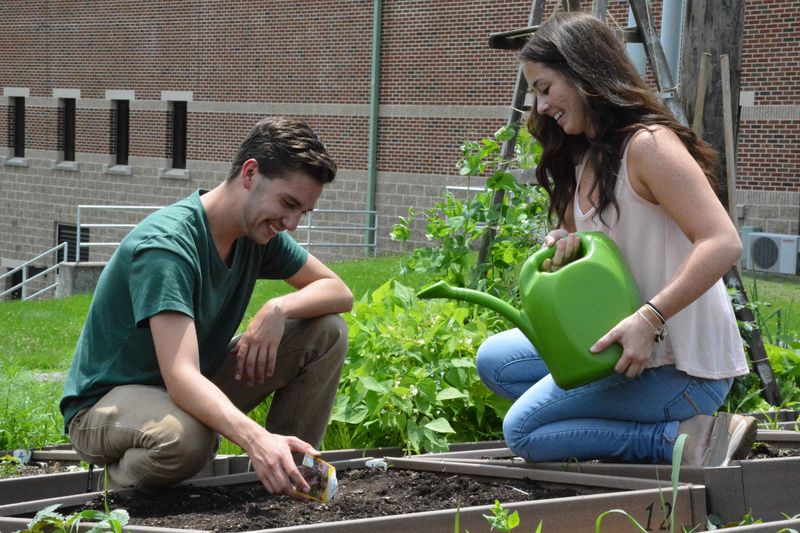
[1,0,798,301]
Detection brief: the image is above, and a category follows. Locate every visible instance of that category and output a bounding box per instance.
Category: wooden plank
[388,457,675,491]
[702,466,748,524]
[720,53,739,230]
[679,0,746,200]
[724,267,782,405]
[261,487,703,533]
[740,458,800,521]
[691,52,711,136]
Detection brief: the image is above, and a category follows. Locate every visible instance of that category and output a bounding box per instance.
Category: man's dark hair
[228,116,337,184]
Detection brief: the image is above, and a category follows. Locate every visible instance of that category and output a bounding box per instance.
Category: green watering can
[417,232,641,389]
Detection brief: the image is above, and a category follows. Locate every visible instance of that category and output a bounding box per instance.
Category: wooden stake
[692,52,711,136]
[720,54,738,230]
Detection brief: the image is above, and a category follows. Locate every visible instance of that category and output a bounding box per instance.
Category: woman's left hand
[590,311,656,378]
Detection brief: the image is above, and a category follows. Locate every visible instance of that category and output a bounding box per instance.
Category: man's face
[242,170,323,245]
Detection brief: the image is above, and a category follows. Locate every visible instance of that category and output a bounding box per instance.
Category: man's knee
[137,413,217,486]
[311,313,348,346]
[287,314,348,366]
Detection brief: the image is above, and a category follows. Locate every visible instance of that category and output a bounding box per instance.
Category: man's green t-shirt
[60,190,308,431]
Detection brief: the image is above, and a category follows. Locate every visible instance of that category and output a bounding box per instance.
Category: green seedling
[0,454,21,478]
[595,433,689,533]
[14,469,129,533]
[483,499,520,532]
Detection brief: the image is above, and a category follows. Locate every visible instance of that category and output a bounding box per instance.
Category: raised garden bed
[0,456,706,533]
[745,409,799,431]
[419,429,800,524]
[0,441,505,506]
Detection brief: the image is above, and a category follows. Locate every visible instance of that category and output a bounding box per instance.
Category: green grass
[743,272,800,340]
[0,254,430,452]
[0,256,797,453]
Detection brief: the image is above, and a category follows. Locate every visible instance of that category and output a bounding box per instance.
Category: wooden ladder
[483,0,781,405]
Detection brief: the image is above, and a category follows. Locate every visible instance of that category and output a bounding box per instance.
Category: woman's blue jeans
[476,328,733,464]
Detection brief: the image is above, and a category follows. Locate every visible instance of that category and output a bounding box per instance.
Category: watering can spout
[417,281,536,342]
[417,233,641,389]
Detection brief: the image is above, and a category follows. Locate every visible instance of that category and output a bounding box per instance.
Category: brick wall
[737,0,800,207]
[1,0,798,300]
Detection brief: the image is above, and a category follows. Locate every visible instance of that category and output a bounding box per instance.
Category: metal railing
[0,242,69,300]
[296,209,378,249]
[75,205,378,261]
[76,204,163,260]
[1,206,376,301]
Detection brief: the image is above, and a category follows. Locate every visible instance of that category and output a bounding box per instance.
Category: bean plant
[329,280,511,453]
[391,123,549,299]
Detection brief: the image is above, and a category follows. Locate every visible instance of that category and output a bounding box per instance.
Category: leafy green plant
[15,470,129,533]
[391,124,549,299]
[726,341,800,414]
[706,509,762,529]
[748,278,798,348]
[483,499,521,532]
[328,279,510,453]
[0,454,21,478]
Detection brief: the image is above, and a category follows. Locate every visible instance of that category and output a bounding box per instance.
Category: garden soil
[71,467,581,532]
[14,443,800,531]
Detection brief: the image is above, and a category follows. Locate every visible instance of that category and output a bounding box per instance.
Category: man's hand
[247,431,319,496]
[540,230,581,272]
[234,301,286,385]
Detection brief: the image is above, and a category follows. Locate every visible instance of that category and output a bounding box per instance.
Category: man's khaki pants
[68,314,347,489]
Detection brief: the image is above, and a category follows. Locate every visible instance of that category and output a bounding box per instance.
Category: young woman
[476,12,756,466]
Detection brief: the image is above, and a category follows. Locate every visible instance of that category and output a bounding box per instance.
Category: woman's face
[523,61,593,137]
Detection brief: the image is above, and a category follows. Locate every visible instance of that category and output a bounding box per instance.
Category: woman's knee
[502,411,535,459]
[475,331,510,382]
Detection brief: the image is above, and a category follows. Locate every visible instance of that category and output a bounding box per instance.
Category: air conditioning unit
[746,232,800,274]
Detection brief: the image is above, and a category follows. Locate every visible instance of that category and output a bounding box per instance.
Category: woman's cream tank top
[572,131,748,379]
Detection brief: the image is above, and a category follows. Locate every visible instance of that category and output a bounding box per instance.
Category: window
[113,99,129,166]
[61,98,76,162]
[11,96,25,158]
[4,270,22,300]
[171,101,187,169]
[57,223,90,262]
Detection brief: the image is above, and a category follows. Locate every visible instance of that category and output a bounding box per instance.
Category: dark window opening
[57,223,90,262]
[62,98,76,162]
[113,100,129,166]
[12,97,25,158]
[171,101,187,169]
[6,270,22,300]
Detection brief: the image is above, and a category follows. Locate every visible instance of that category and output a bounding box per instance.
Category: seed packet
[295,454,338,503]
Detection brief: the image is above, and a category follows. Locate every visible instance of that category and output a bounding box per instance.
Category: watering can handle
[526,232,592,274]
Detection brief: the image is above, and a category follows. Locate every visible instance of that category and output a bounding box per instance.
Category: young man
[60,117,353,496]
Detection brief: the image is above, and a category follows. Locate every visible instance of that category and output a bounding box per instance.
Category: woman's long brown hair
[520,11,718,227]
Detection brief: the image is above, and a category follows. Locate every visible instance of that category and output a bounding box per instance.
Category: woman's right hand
[541,230,580,272]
